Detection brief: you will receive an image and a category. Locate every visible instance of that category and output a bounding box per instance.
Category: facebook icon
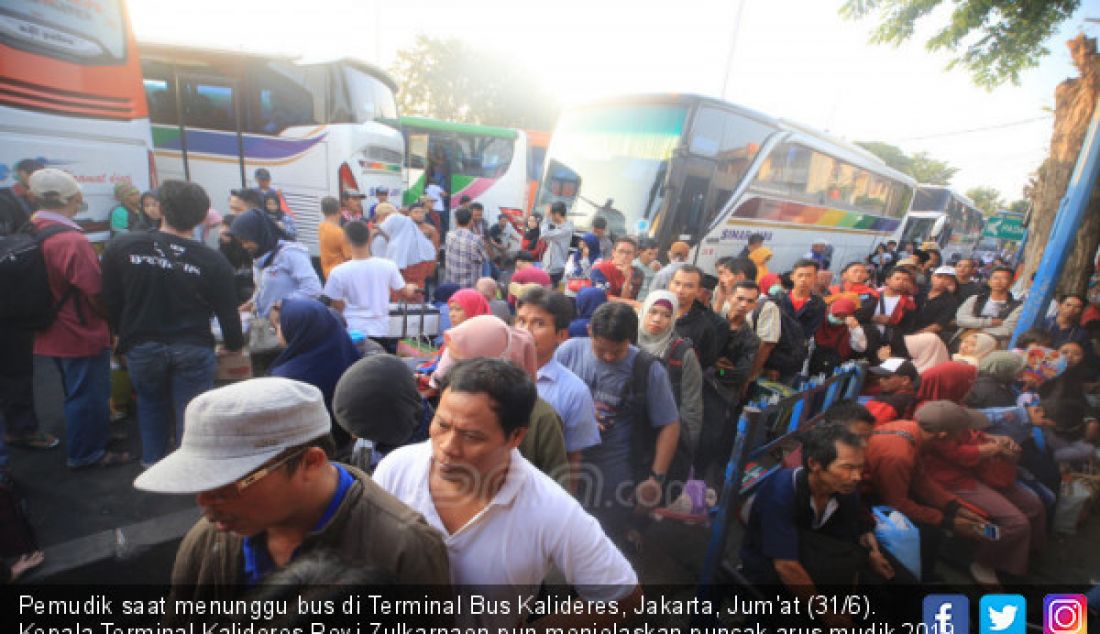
[924,594,970,634]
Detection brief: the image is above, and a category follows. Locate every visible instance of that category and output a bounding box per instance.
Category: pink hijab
[431,315,537,386]
[447,288,491,324]
[904,332,950,374]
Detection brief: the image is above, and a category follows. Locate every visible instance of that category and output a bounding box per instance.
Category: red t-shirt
[32,214,110,358]
[790,295,809,312]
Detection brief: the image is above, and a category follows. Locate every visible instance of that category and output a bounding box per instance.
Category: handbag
[249,316,281,352]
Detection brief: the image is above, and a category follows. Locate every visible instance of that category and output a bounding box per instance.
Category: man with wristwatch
[554,302,682,540]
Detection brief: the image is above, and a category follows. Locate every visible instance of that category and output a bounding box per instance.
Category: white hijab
[380,212,436,269]
[637,290,679,359]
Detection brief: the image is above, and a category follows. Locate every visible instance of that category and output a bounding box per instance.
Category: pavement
[9,355,1100,590]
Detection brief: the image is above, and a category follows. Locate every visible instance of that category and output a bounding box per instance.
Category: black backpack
[750,298,808,376]
[0,222,80,330]
[622,347,694,493]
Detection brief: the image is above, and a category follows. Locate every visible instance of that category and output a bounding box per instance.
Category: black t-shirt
[914,291,959,332]
[101,231,244,354]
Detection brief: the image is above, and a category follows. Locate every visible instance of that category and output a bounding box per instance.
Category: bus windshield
[537,103,687,235]
[343,66,397,124]
[911,187,950,212]
[1,0,125,63]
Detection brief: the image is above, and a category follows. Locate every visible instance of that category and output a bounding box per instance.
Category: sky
[129,0,1100,202]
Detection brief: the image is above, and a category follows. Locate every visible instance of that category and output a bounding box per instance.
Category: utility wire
[896,116,1051,141]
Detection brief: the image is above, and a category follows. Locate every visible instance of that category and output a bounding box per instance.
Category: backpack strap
[626,349,659,481]
[28,223,85,325]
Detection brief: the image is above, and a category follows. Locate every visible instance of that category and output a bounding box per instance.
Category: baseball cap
[133,378,331,494]
[340,188,367,200]
[932,266,957,277]
[254,168,272,180]
[869,357,920,384]
[669,241,691,257]
[29,168,81,200]
[811,238,828,246]
[916,400,990,433]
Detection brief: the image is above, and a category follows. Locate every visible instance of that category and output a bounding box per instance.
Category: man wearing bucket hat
[135,377,449,598]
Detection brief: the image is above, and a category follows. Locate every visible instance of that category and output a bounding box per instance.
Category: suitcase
[387,302,440,339]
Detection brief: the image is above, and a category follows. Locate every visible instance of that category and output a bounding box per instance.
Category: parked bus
[139,43,404,253]
[399,116,537,225]
[536,94,916,274]
[0,0,154,242]
[893,185,984,259]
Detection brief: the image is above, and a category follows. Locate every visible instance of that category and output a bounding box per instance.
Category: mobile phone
[982,523,1001,540]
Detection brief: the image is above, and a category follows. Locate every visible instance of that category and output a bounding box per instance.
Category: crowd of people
[2,159,1100,618]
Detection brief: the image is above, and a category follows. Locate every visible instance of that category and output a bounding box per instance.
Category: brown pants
[954,480,1046,576]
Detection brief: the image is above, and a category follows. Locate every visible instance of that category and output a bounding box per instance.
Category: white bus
[400,116,537,226]
[893,185,984,259]
[140,43,405,253]
[536,94,916,275]
[0,0,154,242]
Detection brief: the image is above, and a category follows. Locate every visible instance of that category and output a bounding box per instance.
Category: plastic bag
[872,505,921,580]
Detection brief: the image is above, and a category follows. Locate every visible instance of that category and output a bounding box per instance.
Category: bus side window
[143,77,178,125]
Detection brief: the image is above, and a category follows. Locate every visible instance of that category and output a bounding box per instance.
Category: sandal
[73,451,134,470]
[5,431,60,450]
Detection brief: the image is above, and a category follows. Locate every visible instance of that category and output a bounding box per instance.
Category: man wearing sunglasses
[135,377,450,600]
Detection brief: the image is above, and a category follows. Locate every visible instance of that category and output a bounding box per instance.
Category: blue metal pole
[1011,99,1100,347]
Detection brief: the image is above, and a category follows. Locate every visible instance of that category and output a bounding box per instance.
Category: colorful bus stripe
[151,125,327,162]
[731,196,901,233]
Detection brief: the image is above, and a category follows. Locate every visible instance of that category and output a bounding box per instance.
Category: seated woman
[953,332,998,367]
[568,287,607,337]
[269,298,361,445]
[966,351,1025,409]
[564,232,601,297]
[903,332,951,374]
[415,288,492,378]
[430,315,568,485]
[637,291,702,488]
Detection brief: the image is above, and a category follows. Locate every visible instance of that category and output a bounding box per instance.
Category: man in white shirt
[373,358,639,629]
[323,221,419,342]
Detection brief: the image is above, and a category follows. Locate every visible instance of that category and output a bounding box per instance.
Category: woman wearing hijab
[564,232,600,295]
[521,213,542,252]
[447,288,491,328]
[811,297,868,374]
[333,354,433,472]
[568,287,607,337]
[953,332,998,367]
[430,315,568,483]
[137,191,163,231]
[269,298,361,444]
[902,332,950,374]
[262,191,297,240]
[373,202,437,288]
[918,360,1046,586]
[637,291,702,485]
[109,182,143,237]
[966,351,1026,409]
[231,209,322,318]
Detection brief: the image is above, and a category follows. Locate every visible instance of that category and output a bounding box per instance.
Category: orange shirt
[318,220,351,278]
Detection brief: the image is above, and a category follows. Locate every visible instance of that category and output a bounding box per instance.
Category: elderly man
[135,377,450,601]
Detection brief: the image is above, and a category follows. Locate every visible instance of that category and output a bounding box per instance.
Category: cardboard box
[216,350,253,382]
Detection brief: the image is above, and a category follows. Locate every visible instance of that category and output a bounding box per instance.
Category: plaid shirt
[444,227,486,288]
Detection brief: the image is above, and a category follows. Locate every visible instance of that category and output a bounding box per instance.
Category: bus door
[403,131,430,205]
[176,73,247,192]
[668,153,716,243]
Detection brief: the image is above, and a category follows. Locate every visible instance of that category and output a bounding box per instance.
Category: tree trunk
[1022,35,1100,297]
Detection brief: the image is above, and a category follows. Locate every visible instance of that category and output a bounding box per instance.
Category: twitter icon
[981,594,1026,634]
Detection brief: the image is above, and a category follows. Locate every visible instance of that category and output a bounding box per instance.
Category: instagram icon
[1044,595,1087,634]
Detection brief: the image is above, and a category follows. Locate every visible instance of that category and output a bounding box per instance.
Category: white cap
[28,168,81,200]
[933,266,957,277]
[134,378,331,494]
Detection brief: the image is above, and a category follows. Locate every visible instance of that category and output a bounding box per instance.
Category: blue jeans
[126,342,216,465]
[49,348,111,468]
